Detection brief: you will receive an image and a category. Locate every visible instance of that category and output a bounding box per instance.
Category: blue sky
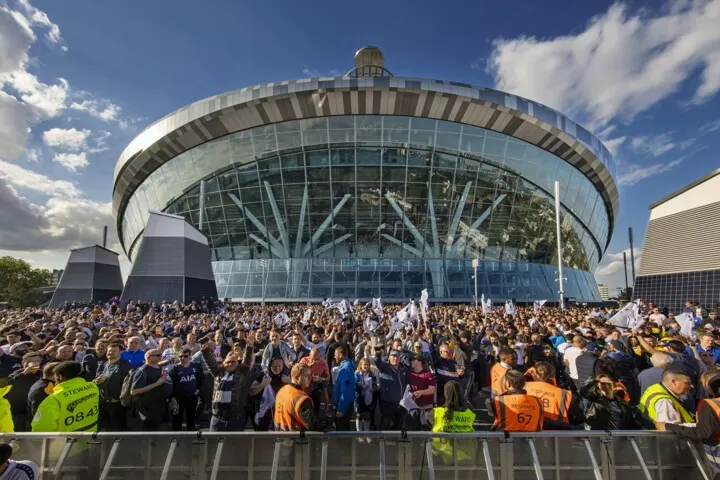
[1,0,719,296]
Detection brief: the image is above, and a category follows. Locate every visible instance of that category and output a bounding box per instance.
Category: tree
[617,287,634,303]
[0,256,51,307]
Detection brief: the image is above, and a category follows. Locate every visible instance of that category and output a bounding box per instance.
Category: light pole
[554,181,565,310]
[472,258,479,309]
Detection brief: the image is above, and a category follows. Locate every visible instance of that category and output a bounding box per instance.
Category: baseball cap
[585,343,602,352]
[608,340,624,351]
[389,350,402,357]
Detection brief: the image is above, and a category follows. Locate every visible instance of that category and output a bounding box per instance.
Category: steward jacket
[525,381,585,429]
[31,377,99,432]
[274,383,330,432]
[491,389,543,432]
[639,383,694,423]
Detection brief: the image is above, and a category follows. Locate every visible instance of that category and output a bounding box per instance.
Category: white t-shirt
[563,346,583,380]
[514,343,526,366]
[0,460,39,480]
[650,313,668,326]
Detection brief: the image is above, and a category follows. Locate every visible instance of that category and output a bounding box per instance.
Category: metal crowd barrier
[0,430,712,480]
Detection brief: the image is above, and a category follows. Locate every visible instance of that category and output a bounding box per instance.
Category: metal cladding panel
[634,269,720,314]
[184,277,219,302]
[49,289,93,307]
[129,237,187,277]
[93,248,121,267]
[120,276,184,304]
[143,211,208,245]
[638,200,720,276]
[92,263,124,291]
[184,238,215,281]
[67,248,97,264]
[53,263,95,289]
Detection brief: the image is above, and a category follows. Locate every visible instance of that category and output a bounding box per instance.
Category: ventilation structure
[120,211,218,304]
[49,246,124,307]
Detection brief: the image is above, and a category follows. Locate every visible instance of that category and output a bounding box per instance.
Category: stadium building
[634,169,720,313]
[112,47,618,303]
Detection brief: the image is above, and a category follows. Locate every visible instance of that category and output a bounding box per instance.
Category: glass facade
[119,115,611,302]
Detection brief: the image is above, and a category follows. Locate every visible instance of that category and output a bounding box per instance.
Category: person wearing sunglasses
[168,348,203,431]
[129,349,172,431]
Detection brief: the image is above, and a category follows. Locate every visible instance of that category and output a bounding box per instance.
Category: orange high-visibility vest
[492,393,543,432]
[490,363,510,397]
[700,399,720,441]
[525,381,572,424]
[274,384,312,432]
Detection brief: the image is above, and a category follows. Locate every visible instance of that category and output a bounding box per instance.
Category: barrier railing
[0,430,712,480]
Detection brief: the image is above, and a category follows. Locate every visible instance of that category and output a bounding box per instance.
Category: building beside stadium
[634,169,720,313]
[112,47,618,303]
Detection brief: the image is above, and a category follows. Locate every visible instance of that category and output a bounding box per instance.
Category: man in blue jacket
[332,345,356,430]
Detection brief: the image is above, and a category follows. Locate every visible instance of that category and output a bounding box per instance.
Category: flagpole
[472,258,479,309]
[554,181,565,310]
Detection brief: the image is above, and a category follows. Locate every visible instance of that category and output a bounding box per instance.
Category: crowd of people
[2,296,720,469]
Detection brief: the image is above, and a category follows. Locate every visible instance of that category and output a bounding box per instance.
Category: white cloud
[42,127,91,150]
[3,69,68,118]
[69,99,126,126]
[699,119,720,135]
[0,90,31,160]
[26,148,40,162]
[629,133,676,157]
[0,4,35,77]
[602,136,626,157]
[0,178,117,252]
[594,247,642,292]
[0,159,80,197]
[617,158,684,186]
[488,0,720,129]
[15,0,66,50]
[53,152,88,171]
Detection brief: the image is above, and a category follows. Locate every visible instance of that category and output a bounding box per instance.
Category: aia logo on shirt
[179,374,196,383]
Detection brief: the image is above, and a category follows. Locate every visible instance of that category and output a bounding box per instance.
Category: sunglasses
[179,355,189,358]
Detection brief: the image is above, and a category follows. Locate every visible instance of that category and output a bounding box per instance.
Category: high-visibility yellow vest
[31,377,100,433]
[0,385,13,433]
[638,383,694,424]
[431,408,476,463]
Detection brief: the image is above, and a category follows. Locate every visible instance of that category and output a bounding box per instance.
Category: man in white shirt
[0,444,38,480]
[563,336,585,387]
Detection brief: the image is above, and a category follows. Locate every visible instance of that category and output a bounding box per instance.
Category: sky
[1,0,719,297]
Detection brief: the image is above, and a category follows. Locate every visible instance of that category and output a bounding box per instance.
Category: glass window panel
[409,118,435,147]
[483,131,507,157]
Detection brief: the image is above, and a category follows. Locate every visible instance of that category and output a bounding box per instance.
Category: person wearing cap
[639,369,695,424]
[0,443,38,480]
[374,347,407,430]
[406,353,436,429]
[658,372,720,476]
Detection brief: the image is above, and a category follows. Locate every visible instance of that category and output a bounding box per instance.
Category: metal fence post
[191,437,207,480]
[86,436,103,480]
[600,435,615,480]
[500,437,514,480]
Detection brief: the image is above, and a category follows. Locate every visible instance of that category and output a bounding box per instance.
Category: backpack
[119,367,137,407]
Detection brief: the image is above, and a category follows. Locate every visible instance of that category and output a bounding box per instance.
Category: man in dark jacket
[81,339,108,382]
[27,362,58,419]
[201,338,255,431]
[96,343,132,431]
[604,340,639,403]
[169,348,203,431]
[374,349,408,430]
[5,351,42,431]
[435,343,464,405]
[575,344,603,388]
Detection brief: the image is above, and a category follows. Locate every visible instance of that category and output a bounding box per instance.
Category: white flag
[274,312,290,327]
[353,298,359,306]
[254,383,276,424]
[533,300,547,315]
[481,294,492,315]
[420,289,429,324]
[335,301,348,315]
[371,298,383,318]
[675,312,695,339]
[607,302,640,330]
[302,308,313,325]
[399,385,420,414]
[322,298,333,308]
[364,317,378,333]
[505,299,516,317]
